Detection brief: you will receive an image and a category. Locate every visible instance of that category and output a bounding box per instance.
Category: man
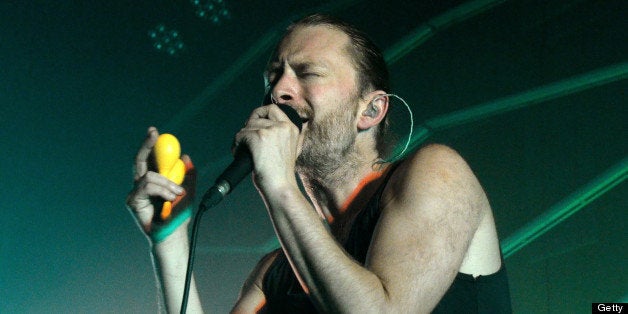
[126,14,512,313]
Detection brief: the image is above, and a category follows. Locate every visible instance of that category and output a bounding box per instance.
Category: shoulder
[401,143,469,172]
[249,249,282,289]
[364,145,496,311]
[232,249,281,313]
[389,143,481,194]
[382,143,487,219]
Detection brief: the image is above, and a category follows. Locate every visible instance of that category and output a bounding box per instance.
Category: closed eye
[299,72,319,79]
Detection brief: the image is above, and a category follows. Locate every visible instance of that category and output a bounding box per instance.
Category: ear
[357,91,389,131]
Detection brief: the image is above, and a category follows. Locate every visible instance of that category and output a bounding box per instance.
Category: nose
[271,71,299,104]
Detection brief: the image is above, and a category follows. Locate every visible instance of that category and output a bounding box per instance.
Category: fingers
[128,127,194,234]
[134,127,159,181]
[143,171,185,200]
[241,105,299,136]
[127,171,184,211]
[247,104,272,121]
[248,104,294,125]
[231,106,280,151]
[181,154,191,164]
[233,105,303,168]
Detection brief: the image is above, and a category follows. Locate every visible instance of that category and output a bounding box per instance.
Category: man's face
[266,25,364,169]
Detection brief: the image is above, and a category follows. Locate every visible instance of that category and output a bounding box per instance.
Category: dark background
[1,0,626,312]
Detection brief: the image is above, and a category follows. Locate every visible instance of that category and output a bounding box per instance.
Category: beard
[296,95,360,180]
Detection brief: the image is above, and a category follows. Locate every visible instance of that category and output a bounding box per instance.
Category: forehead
[274,25,353,67]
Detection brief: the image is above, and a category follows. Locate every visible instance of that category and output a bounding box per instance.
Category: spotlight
[190,0,230,24]
[148,24,185,56]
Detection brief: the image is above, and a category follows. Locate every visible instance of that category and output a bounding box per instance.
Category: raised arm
[258,144,493,313]
[125,127,203,313]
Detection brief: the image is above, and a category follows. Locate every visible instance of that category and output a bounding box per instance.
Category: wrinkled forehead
[266,25,353,72]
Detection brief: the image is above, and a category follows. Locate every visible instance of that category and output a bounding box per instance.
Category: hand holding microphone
[127,104,300,241]
[200,104,302,209]
[126,105,302,313]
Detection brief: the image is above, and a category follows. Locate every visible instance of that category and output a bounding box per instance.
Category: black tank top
[261,162,512,313]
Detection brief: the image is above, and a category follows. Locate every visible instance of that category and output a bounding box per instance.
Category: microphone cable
[180,186,222,314]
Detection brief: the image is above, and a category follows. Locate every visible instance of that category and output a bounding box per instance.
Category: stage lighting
[190,0,230,24]
[148,24,185,56]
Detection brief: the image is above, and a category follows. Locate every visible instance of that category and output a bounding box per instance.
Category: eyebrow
[268,60,328,74]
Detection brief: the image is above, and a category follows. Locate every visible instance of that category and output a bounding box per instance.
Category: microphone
[200,104,303,210]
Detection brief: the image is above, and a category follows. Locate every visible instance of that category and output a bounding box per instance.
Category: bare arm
[126,127,203,313]
[152,226,203,313]
[257,144,489,313]
[365,144,490,311]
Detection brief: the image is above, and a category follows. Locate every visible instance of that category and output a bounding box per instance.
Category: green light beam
[164,0,362,132]
[501,156,628,259]
[426,62,628,131]
[164,30,281,131]
[167,0,505,133]
[384,0,508,64]
[182,2,626,257]
[393,62,628,158]
[191,0,510,181]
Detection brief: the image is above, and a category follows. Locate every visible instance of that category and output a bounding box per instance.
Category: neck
[298,147,388,236]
